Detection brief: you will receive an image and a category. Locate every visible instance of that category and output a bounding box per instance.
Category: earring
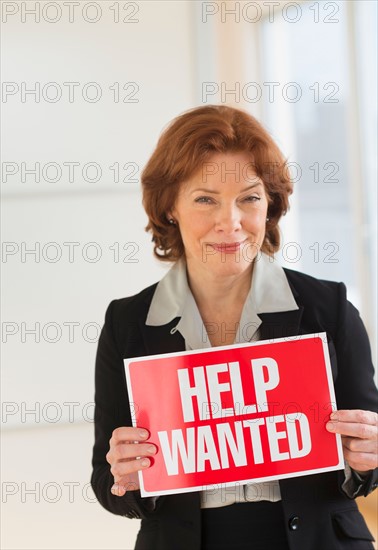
[266,217,270,222]
[168,218,176,225]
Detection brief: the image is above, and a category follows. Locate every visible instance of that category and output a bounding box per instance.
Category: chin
[206,255,253,277]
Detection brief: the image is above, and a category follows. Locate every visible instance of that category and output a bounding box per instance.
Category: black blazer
[91,268,378,550]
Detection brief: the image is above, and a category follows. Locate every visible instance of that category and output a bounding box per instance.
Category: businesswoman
[91,105,378,550]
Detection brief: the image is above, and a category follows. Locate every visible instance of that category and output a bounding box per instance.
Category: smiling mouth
[210,241,245,253]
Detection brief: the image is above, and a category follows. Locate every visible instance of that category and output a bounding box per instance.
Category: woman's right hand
[106,426,157,497]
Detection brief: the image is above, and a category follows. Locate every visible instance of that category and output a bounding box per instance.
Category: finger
[330,410,378,426]
[110,456,151,481]
[342,436,378,453]
[111,426,149,445]
[111,482,140,497]
[111,442,157,461]
[111,472,140,497]
[326,420,377,439]
[343,448,378,471]
[110,458,151,497]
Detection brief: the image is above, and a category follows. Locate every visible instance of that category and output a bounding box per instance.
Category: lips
[210,241,244,253]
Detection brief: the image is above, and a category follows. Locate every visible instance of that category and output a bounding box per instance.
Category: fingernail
[138,429,148,439]
[330,412,337,420]
[141,458,150,467]
[326,422,335,431]
[147,445,156,454]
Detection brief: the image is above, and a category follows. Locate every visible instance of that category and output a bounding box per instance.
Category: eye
[242,195,261,203]
[194,196,215,204]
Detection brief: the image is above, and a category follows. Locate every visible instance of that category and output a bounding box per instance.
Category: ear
[167,208,177,222]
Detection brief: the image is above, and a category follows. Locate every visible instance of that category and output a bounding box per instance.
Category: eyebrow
[190,182,264,195]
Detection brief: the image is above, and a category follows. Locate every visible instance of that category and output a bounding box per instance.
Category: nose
[214,203,242,234]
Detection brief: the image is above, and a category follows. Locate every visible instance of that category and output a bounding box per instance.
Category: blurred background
[1,1,377,548]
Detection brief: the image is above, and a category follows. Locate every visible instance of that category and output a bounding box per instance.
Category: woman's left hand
[326,409,378,473]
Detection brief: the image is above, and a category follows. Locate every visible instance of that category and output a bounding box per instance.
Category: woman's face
[171,151,269,279]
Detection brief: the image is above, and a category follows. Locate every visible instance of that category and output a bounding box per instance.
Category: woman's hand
[106,426,157,497]
[326,409,378,473]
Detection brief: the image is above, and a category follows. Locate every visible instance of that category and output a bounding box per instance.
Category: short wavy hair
[141,105,293,262]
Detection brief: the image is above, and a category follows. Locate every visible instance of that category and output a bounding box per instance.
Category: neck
[185,259,254,316]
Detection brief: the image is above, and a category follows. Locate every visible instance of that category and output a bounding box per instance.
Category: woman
[91,105,378,550]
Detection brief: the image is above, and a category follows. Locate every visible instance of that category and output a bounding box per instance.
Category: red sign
[124,333,343,497]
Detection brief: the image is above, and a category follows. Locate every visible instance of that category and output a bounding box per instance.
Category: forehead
[205,151,253,165]
[185,151,262,188]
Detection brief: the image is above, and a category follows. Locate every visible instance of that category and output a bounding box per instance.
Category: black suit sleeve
[334,283,378,497]
[90,300,156,519]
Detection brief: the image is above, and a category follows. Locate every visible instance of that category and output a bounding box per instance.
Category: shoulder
[100,282,159,353]
[283,266,346,304]
[282,267,348,330]
[104,282,158,328]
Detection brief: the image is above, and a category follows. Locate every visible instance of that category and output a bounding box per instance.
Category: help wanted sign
[124,333,343,497]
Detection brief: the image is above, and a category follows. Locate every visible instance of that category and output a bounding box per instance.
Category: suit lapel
[143,309,305,354]
[258,307,304,341]
[143,319,186,355]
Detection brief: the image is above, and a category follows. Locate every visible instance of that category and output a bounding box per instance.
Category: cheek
[184,212,212,234]
[246,211,266,232]
[180,216,201,243]
[179,215,208,245]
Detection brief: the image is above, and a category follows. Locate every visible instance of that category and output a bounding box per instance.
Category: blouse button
[288,516,300,531]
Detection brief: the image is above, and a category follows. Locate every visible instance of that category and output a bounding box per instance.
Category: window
[260,1,376,354]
